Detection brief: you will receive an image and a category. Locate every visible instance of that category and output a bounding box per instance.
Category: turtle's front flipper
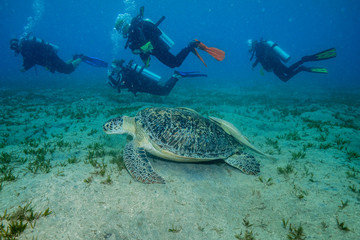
[123,141,165,184]
[224,152,260,175]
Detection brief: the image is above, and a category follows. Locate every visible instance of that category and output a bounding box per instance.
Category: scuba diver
[115,6,225,68]
[248,39,336,82]
[10,35,108,74]
[107,59,207,96]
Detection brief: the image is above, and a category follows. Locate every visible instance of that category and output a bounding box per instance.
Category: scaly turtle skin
[103,107,268,184]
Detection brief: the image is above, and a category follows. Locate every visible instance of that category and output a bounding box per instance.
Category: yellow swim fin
[307,67,328,74]
[303,48,336,62]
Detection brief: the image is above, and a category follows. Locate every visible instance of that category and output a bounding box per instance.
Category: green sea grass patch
[302,117,331,133]
[100,175,112,185]
[277,164,294,176]
[333,113,359,130]
[235,229,257,240]
[84,176,93,184]
[0,202,52,239]
[314,133,328,142]
[257,176,274,186]
[290,151,306,161]
[303,167,314,182]
[302,142,314,151]
[0,165,16,188]
[346,150,360,161]
[67,156,80,164]
[293,185,308,200]
[334,134,350,150]
[282,218,289,229]
[319,143,332,150]
[336,217,350,232]
[242,218,253,228]
[321,221,329,230]
[338,200,349,210]
[87,142,105,151]
[168,224,182,233]
[87,128,98,136]
[0,133,10,148]
[345,166,359,179]
[110,153,125,172]
[265,137,281,154]
[277,131,301,141]
[0,152,12,164]
[80,125,88,132]
[25,147,52,174]
[287,223,306,240]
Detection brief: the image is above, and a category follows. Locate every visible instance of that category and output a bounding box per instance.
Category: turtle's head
[103,117,124,134]
[103,116,135,136]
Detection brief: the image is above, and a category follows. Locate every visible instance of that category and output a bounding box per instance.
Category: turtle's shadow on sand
[148,154,231,182]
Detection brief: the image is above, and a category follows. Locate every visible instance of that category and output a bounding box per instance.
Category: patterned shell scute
[135,107,240,158]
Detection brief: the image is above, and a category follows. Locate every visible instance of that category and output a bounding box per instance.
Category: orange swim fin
[195,39,225,61]
[192,48,207,67]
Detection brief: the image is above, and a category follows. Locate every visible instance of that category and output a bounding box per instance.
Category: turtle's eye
[103,117,123,133]
[112,117,123,130]
[103,122,112,132]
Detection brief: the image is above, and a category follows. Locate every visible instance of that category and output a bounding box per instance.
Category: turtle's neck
[123,116,136,138]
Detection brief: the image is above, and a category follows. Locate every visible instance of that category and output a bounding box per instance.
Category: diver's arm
[128,24,147,50]
[252,59,259,69]
[140,53,151,67]
[22,58,35,72]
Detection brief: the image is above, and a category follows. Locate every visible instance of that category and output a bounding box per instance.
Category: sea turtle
[103,107,269,184]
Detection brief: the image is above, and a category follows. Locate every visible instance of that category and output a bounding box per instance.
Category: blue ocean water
[1,0,359,89]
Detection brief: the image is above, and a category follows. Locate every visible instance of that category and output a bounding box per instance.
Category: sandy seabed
[1,80,359,240]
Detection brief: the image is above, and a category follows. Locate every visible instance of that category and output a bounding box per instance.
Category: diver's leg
[275,60,313,82]
[273,69,290,82]
[71,58,82,69]
[145,76,179,96]
[278,65,308,82]
[153,43,194,68]
[172,46,194,67]
[273,63,291,82]
[52,55,77,74]
[160,76,179,95]
[152,47,177,68]
[132,76,174,96]
[286,59,304,72]
[171,41,200,68]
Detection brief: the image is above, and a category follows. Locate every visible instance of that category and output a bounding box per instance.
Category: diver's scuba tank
[159,31,175,50]
[265,40,290,62]
[26,36,59,53]
[130,63,162,82]
[144,18,175,50]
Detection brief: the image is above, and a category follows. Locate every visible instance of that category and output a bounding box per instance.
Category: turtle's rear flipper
[123,141,165,184]
[225,152,260,175]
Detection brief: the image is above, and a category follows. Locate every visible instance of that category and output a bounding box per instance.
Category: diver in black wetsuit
[10,36,82,74]
[115,7,200,68]
[107,59,207,96]
[248,39,336,82]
